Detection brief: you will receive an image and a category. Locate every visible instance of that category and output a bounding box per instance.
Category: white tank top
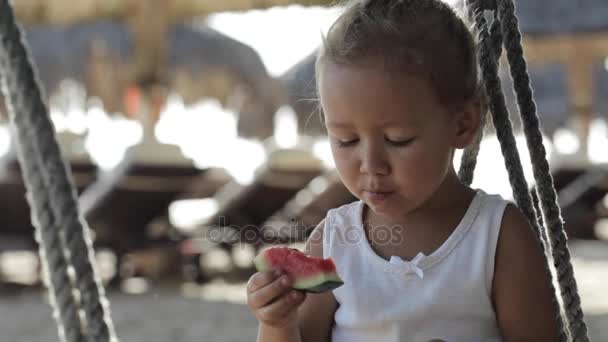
[323,190,508,342]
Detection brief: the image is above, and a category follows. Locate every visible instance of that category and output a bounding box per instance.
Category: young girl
[246,0,560,341]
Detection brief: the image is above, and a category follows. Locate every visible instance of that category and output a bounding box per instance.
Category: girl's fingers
[246,271,277,293]
[248,272,292,309]
[256,290,306,324]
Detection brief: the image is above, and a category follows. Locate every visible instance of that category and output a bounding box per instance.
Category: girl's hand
[246,270,307,329]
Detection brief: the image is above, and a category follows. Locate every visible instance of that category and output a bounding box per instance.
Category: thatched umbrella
[0,21,284,140]
[9,0,332,140]
[13,0,333,25]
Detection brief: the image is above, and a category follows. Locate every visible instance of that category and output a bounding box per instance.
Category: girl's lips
[365,191,394,201]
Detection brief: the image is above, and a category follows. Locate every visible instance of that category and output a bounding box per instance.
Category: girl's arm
[298,219,339,342]
[253,268,307,342]
[493,204,560,341]
[256,219,338,342]
[257,322,302,342]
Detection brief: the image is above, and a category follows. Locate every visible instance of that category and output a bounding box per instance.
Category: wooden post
[521,34,608,163]
[566,57,594,160]
[127,0,170,142]
[129,0,168,86]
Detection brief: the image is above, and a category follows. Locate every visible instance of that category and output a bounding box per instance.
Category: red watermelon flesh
[254,246,343,293]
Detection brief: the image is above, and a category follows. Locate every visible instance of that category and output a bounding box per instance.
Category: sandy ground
[3,240,608,342]
[0,288,258,342]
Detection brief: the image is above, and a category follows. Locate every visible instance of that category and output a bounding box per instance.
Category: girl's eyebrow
[325,121,352,129]
[371,115,421,129]
[379,119,417,128]
[326,120,418,129]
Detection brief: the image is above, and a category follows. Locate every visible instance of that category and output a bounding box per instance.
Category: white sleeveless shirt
[323,190,508,342]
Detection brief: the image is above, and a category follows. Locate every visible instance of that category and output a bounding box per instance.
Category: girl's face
[318,61,478,221]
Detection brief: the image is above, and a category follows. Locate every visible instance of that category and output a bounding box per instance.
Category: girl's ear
[452,99,482,149]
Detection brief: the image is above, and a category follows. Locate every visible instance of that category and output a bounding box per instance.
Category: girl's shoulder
[475,188,509,201]
[305,199,361,255]
[324,199,364,231]
[327,199,362,217]
[491,199,561,340]
[474,189,513,213]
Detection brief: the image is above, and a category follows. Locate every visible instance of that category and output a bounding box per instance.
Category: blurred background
[1,0,608,340]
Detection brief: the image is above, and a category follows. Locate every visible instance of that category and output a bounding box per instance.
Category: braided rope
[0,5,84,342]
[458,10,502,185]
[457,108,484,185]
[0,2,118,341]
[497,1,589,340]
[22,134,85,342]
[468,2,569,340]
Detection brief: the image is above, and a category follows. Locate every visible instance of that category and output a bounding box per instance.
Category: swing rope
[469,7,568,341]
[459,0,589,340]
[0,1,117,342]
[497,2,589,338]
[457,8,502,185]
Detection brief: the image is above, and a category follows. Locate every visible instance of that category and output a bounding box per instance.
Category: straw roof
[14,0,333,25]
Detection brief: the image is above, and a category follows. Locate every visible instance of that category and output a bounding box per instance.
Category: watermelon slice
[253,246,344,293]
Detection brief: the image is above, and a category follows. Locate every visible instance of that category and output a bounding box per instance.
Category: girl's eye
[336,138,358,147]
[386,137,415,146]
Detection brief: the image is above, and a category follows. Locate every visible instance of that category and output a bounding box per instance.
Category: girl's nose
[359,148,390,175]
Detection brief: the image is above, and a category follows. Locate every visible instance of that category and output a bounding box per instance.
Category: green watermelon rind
[253,253,270,272]
[292,272,343,291]
[253,248,344,293]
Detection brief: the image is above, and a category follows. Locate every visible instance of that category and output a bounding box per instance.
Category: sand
[3,240,608,341]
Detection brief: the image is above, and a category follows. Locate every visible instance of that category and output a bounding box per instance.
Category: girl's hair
[316,0,478,111]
